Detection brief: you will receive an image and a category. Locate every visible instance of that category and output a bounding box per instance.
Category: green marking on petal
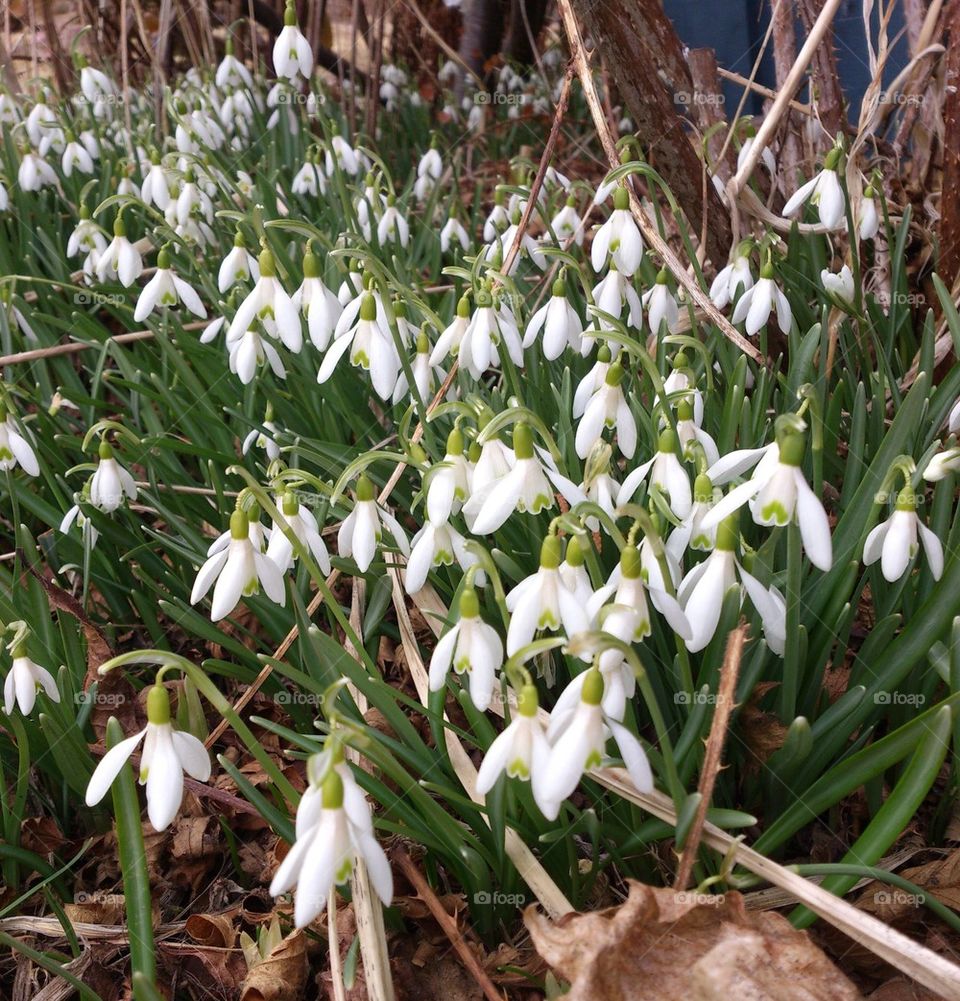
[760,500,790,525]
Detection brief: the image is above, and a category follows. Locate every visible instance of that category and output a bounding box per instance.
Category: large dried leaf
[525,880,862,1001]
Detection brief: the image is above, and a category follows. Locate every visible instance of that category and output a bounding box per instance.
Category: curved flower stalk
[134,246,206,322]
[575,360,636,459]
[864,488,943,582]
[338,474,410,573]
[678,515,786,653]
[191,507,286,620]
[3,637,59,716]
[617,429,692,519]
[703,429,832,571]
[475,683,552,813]
[85,683,211,831]
[273,1,314,81]
[539,667,653,821]
[523,277,586,360]
[710,243,755,310]
[782,146,846,230]
[269,763,392,928]
[266,491,332,574]
[731,262,792,336]
[591,188,643,275]
[429,585,503,710]
[0,406,38,476]
[506,535,590,656]
[318,292,399,400]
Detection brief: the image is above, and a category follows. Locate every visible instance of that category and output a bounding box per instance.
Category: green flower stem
[106,717,157,999]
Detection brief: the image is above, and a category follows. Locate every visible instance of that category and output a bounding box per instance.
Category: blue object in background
[663,0,909,121]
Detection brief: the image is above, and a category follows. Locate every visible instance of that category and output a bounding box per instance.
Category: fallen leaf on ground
[525,880,862,1001]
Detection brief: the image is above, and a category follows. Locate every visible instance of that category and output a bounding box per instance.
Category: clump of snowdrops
[2,13,960,989]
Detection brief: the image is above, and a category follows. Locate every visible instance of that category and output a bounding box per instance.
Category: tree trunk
[572,0,732,266]
[458,0,509,83]
[502,0,548,67]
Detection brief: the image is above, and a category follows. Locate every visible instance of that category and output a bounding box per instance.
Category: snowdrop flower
[319,292,399,400]
[61,133,95,176]
[228,248,302,353]
[470,420,516,497]
[440,214,470,254]
[4,643,58,716]
[429,295,471,366]
[506,535,589,655]
[549,195,584,246]
[393,328,445,405]
[524,277,585,359]
[0,180,7,212]
[703,429,832,571]
[17,150,58,192]
[732,262,792,336]
[617,429,692,519]
[666,473,718,562]
[575,361,636,459]
[266,491,332,574]
[591,188,643,275]
[642,270,680,335]
[134,246,206,322]
[414,146,443,201]
[228,321,286,384]
[405,519,477,594]
[736,134,776,176]
[710,244,755,310]
[191,508,286,620]
[96,213,143,287]
[0,409,38,476]
[426,428,470,523]
[675,399,718,467]
[821,264,854,306]
[573,347,612,419]
[293,246,341,351]
[863,488,943,582]
[923,446,960,482]
[590,266,643,334]
[859,185,879,240]
[475,684,551,810]
[67,205,107,260]
[325,135,362,176]
[218,231,260,293]
[782,147,846,230]
[428,586,503,710]
[377,195,410,247]
[678,515,786,653]
[242,413,282,461]
[89,441,137,513]
[466,423,562,535]
[656,351,704,425]
[79,59,116,105]
[216,40,254,90]
[539,668,653,820]
[273,2,314,80]
[483,213,546,275]
[60,492,99,548]
[483,191,510,242]
[141,151,172,209]
[269,768,392,928]
[456,288,523,380]
[85,683,211,831]
[291,151,327,195]
[338,475,410,573]
[25,100,56,147]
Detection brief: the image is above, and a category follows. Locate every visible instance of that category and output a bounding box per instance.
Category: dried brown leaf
[525,880,862,1001]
